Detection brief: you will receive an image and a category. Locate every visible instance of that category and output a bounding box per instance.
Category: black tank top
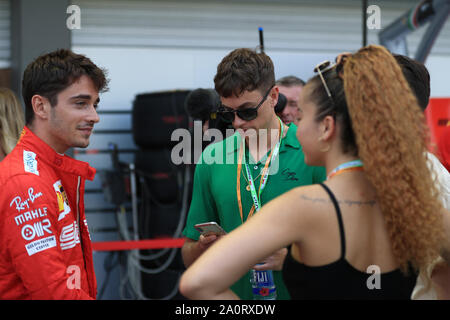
[282,183,417,300]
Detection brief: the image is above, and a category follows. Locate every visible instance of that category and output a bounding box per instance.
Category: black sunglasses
[218,86,273,123]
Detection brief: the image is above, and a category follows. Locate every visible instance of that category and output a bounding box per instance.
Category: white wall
[71,0,450,109]
[73,45,449,111]
[72,46,343,111]
[426,55,450,97]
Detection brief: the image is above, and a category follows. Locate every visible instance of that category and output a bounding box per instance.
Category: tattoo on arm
[300,194,377,207]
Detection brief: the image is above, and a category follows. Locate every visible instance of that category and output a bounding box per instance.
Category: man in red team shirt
[0,49,108,299]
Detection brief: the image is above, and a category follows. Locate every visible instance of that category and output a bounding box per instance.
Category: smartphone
[194,222,226,236]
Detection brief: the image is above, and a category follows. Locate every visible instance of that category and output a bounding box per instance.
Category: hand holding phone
[194,222,226,236]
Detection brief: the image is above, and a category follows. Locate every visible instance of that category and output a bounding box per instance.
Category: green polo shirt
[183,124,326,300]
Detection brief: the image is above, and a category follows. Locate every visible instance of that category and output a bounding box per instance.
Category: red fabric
[425,98,450,153]
[92,238,186,251]
[0,127,97,299]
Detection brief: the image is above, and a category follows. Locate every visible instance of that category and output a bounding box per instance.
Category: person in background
[0,87,25,162]
[179,45,450,300]
[391,54,450,299]
[181,48,326,300]
[275,75,305,126]
[391,54,449,208]
[0,49,108,299]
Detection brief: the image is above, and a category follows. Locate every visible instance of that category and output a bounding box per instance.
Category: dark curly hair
[22,49,109,125]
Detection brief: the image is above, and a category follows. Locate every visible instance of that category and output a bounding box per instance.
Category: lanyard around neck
[236,118,284,223]
[327,159,364,180]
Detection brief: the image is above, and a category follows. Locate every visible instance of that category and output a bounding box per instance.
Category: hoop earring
[318,137,330,153]
[319,143,330,153]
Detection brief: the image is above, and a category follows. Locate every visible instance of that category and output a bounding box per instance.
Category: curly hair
[342,45,444,273]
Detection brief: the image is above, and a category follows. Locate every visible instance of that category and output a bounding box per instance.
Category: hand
[252,247,288,271]
[197,233,224,251]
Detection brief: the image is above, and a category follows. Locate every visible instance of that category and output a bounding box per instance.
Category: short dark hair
[22,49,109,125]
[276,75,305,87]
[393,54,430,111]
[214,48,275,98]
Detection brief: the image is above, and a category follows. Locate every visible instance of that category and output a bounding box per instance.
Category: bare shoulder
[257,184,334,243]
[295,181,378,208]
[286,184,337,223]
[284,184,330,207]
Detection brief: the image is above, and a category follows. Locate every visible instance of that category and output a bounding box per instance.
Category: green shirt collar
[227,122,300,154]
[282,123,301,150]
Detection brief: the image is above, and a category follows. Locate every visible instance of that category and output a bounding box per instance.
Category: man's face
[296,83,323,166]
[46,75,100,153]
[220,87,276,140]
[278,85,303,125]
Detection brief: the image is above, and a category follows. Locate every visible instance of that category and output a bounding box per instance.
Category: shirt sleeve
[1,175,93,299]
[182,153,219,241]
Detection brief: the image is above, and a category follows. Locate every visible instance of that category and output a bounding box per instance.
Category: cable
[116,162,191,299]
[97,251,118,300]
[110,94,193,299]
[127,163,190,265]
[129,247,178,274]
[123,163,190,261]
[127,251,182,300]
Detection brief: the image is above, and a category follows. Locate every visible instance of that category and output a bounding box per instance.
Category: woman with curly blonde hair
[179,45,450,300]
[0,88,24,161]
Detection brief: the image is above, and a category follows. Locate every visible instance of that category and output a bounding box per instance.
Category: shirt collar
[19,126,96,181]
[280,123,301,151]
[227,123,300,154]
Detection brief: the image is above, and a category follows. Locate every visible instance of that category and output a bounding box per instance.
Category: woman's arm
[179,186,318,300]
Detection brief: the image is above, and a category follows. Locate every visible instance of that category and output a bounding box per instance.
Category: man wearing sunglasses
[181,48,326,300]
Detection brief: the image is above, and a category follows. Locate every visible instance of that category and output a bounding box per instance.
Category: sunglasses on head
[314,60,335,106]
[218,85,274,123]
